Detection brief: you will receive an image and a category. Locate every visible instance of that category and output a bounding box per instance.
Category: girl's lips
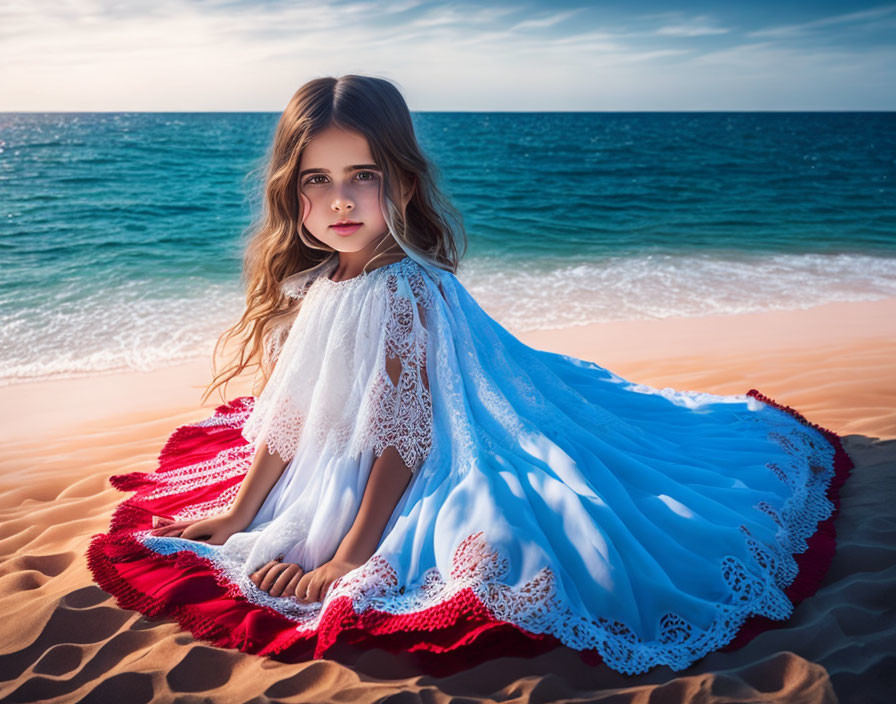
[330,222,362,236]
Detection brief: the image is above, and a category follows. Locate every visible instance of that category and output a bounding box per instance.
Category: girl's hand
[149,516,199,536]
[149,511,247,545]
[293,557,364,604]
[250,556,305,598]
[249,557,363,602]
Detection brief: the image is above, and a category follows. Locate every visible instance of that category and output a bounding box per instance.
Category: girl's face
[298,125,392,253]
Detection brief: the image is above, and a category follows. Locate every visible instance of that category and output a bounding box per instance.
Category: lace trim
[278,255,409,300]
[350,269,433,473]
[314,256,410,290]
[243,257,434,473]
[142,445,253,501]
[242,393,308,463]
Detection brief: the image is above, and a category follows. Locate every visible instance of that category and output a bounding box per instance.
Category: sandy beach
[1,296,893,702]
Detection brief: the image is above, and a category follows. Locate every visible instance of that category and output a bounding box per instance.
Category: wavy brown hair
[201,74,467,405]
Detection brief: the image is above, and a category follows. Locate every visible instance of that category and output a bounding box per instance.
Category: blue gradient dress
[91,254,851,675]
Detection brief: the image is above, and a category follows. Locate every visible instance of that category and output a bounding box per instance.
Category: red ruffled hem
[714,389,854,652]
[85,389,853,675]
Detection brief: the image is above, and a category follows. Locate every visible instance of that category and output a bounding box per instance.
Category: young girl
[87,74,852,676]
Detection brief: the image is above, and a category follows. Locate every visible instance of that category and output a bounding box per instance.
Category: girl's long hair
[201,74,467,404]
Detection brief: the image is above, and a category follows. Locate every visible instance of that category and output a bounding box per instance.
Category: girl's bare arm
[331,351,423,565]
[226,441,290,526]
[252,346,428,599]
[332,445,413,565]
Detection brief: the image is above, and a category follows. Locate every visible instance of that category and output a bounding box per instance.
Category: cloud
[655,16,730,37]
[405,3,516,29]
[509,9,587,31]
[747,3,896,38]
[0,1,893,110]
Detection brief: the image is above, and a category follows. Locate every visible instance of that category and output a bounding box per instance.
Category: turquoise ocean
[1,111,894,385]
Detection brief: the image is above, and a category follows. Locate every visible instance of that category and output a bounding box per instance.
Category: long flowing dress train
[86,255,853,675]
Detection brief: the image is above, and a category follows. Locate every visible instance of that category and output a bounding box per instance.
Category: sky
[1,0,894,111]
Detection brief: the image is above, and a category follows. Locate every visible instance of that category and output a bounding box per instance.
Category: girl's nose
[330,184,355,210]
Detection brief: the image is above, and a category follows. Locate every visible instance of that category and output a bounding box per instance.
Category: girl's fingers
[254,563,278,589]
[260,563,289,592]
[268,564,301,597]
[294,572,311,602]
[150,523,184,536]
[150,520,195,536]
[252,560,277,577]
[297,573,323,603]
[305,579,322,603]
[249,562,272,586]
[180,524,207,541]
[250,560,277,583]
[284,569,304,599]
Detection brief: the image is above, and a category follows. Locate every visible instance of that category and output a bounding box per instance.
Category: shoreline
[3,295,894,445]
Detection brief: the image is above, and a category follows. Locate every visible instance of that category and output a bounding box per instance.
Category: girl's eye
[304,171,379,186]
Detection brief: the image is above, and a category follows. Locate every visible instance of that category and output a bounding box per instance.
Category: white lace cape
[241,255,433,474]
